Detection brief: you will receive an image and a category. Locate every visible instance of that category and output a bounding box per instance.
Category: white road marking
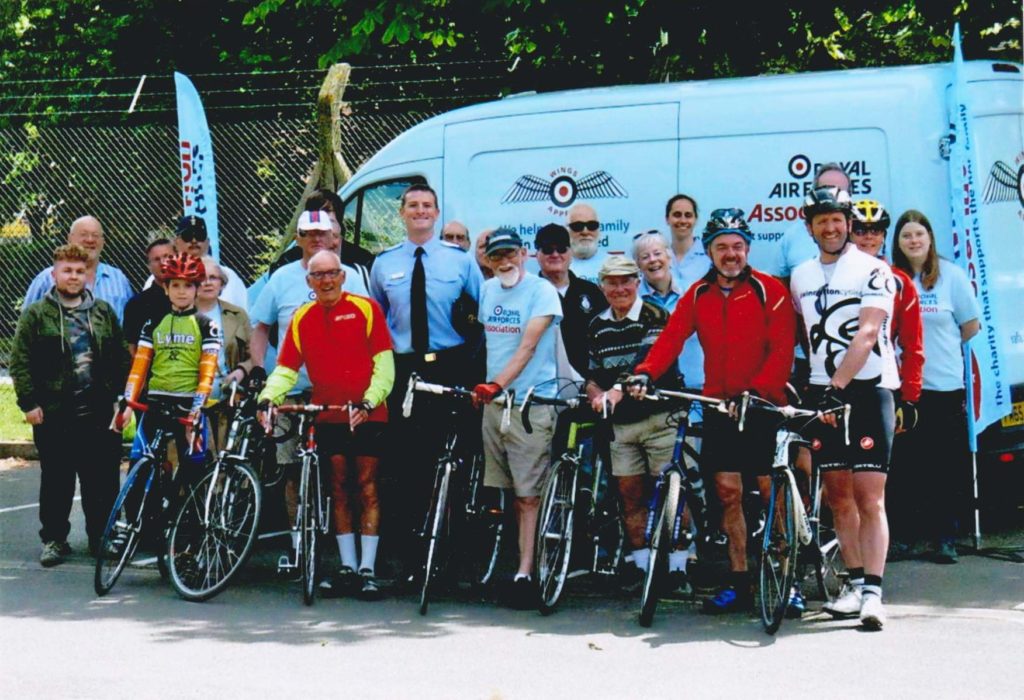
[0,496,80,514]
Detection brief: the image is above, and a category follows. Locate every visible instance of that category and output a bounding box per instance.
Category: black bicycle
[166,375,268,602]
[402,373,507,616]
[521,386,624,615]
[94,398,200,596]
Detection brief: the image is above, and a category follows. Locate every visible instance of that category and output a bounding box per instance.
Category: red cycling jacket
[636,267,795,405]
[890,265,924,403]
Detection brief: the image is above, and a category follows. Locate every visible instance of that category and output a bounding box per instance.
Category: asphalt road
[1,460,1022,699]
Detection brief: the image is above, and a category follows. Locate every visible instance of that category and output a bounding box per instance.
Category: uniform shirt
[768,220,819,278]
[270,294,393,424]
[568,252,608,286]
[914,259,981,391]
[641,276,705,390]
[791,246,899,389]
[370,236,482,354]
[24,262,133,323]
[479,273,562,398]
[250,258,367,393]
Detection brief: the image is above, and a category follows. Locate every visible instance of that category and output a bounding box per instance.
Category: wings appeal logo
[502,166,628,216]
[982,155,1024,218]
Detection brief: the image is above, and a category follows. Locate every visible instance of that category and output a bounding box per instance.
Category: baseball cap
[175,215,207,241]
[534,223,569,249]
[485,228,523,256]
[297,210,334,233]
[598,255,640,280]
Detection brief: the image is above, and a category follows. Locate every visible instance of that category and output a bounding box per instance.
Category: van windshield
[343,178,425,253]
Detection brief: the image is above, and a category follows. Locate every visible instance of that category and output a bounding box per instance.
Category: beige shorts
[610,412,677,477]
[482,402,553,498]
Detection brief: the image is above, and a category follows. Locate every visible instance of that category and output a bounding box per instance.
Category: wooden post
[276,63,354,258]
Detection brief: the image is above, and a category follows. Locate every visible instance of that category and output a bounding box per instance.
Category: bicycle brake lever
[519,386,534,415]
[738,391,750,432]
[521,387,534,435]
[843,403,851,446]
[402,372,417,418]
[500,390,514,434]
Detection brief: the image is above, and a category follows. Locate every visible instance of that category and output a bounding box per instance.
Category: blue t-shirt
[569,253,607,286]
[915,259,981,391]
[479,273,563,398]
[768,220,819,278]
[669,243,710,389]
[250,259,367,393]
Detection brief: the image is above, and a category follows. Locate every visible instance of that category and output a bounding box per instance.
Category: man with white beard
[474,229,562,610]
[566,203,606,285]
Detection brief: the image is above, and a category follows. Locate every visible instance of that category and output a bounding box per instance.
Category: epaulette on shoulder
[378,242,403,255]
[440,240,467,251]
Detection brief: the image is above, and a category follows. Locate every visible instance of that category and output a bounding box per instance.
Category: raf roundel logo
[788,154,811,179]
[550,175,578,208]
[860,436,875,450]
[811,438,822,451]
[493,305,503,315]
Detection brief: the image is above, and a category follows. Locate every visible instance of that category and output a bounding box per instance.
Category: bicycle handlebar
[273,403,352,415]
[402,373,514,433]
[123,398,193,425]
[519,387,587,434]
[742,392,852,445]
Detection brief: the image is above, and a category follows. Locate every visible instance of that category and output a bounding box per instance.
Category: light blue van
[336,60,1024,461]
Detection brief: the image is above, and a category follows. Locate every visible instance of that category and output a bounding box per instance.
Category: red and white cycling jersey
[790,245,899,390]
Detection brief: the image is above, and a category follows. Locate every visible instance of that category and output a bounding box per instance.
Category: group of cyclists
[24,158,980,633]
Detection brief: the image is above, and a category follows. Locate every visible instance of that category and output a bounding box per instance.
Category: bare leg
[330,454,353,534]
[715,472,747,572]
[823,469,863,570]
[853,471,888,577]
[515,495,540,576]
[356,456,380,535]
[616,475,647,550]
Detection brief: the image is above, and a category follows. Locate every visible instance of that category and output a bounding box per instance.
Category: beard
[571,239,598,260]
[496,267,521,288]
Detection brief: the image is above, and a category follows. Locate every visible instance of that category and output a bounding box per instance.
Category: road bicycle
[737,392,850,634]
[165,375,268,602]
[521,386,624,615]
[270,402,347,606]
[633,388,721,628]
[94,399,201,596]
[402,373,508,616]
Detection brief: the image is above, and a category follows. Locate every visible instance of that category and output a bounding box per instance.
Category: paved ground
[1,459,1022,699]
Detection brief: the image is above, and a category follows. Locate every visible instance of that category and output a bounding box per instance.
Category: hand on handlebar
[624,373,651,400]
[257,399,274,434]
[590,387,622,416]
[817,385,847,428]
[349,400,372,429]
[472,382,503,409]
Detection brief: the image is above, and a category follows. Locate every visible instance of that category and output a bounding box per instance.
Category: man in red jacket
[628,209,795,613]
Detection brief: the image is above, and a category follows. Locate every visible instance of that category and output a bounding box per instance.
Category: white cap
[297,210,333,232]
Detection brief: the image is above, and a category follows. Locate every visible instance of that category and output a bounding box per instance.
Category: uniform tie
[411,246,429,353]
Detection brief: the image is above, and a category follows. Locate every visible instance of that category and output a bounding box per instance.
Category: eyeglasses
[568,220,600,233]
[307,269,342,281]
[178,229,207,243]
[539,244,569,255]
[202,275,225,284]
[297,229,331,238]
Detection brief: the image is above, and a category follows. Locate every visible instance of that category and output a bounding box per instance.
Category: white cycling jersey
[790,244,899,390]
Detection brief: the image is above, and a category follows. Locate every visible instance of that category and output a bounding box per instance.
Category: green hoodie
[10,287,130,419]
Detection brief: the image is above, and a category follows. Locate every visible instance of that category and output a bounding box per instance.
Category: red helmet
[161,252,206,283]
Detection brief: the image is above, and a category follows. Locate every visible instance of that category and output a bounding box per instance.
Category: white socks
[337,533,358,570]
[360,535,379,575]
[632,548,650,571]
[668,550,689,573]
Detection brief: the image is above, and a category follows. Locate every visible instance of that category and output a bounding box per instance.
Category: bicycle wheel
[299,455,320,606]
[815,523,845,602]
[759,474,798,634]
[420,463,453,616]
[639,469,679,628]
[94,459,156,596]
[167,462,262,602]
[462,456,505,588]
[535,461,576,615]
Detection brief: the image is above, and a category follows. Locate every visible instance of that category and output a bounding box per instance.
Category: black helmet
[802,186,852,221]
[702,208,753,246]
[851,199,891,232]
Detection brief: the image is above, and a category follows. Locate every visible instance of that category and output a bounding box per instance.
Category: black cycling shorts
[315,422,386,459]
[700,408,774,478]
[804,382,895,474]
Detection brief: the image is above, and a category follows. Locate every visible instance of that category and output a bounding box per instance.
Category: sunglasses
[308,269,342,281]
[178,229,207,243]
[851,229,885,236]
[632,229,662,240]
[539,244,569,255]
[568,220,600,233]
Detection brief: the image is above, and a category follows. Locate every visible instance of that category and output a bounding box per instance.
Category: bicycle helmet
[702,208,754,246]
[802,185,852,220]
[851,199,891,231]
[161,252,206,283]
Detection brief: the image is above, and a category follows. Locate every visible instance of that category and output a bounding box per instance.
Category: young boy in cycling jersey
[119,252,221,466]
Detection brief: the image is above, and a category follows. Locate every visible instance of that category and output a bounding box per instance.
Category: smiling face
[400,190,439,238]
[600,274,640,315]
[666,197,698,243]
[567,204,599,258]
[852,227,886,258]
[306,251,346,306]
[52,259,87,298]
[198,259,225,304]
[536,239,571,278]
[635,238,671,287]
[807,211,851,257]
[487,247,526,287]
[897,221,931,265]
[296,225,332,261]
[708,234,749,279]
[68,217,104,263]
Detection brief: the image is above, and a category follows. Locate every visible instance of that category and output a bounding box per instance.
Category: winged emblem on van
[501,170,628,207]
[982,160,1023,206]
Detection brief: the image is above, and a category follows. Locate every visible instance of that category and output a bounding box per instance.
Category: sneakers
[664,570,693,600]
[40,541,67,568]
[933,540,959,565]
[823,581,862,618]
[358,568,383,601]
[319,566,360,598]
[701,585,752,615]
[618,565,646,596]
[785,586,806,619]
[859,592,886,630]
[504,576,537,611]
